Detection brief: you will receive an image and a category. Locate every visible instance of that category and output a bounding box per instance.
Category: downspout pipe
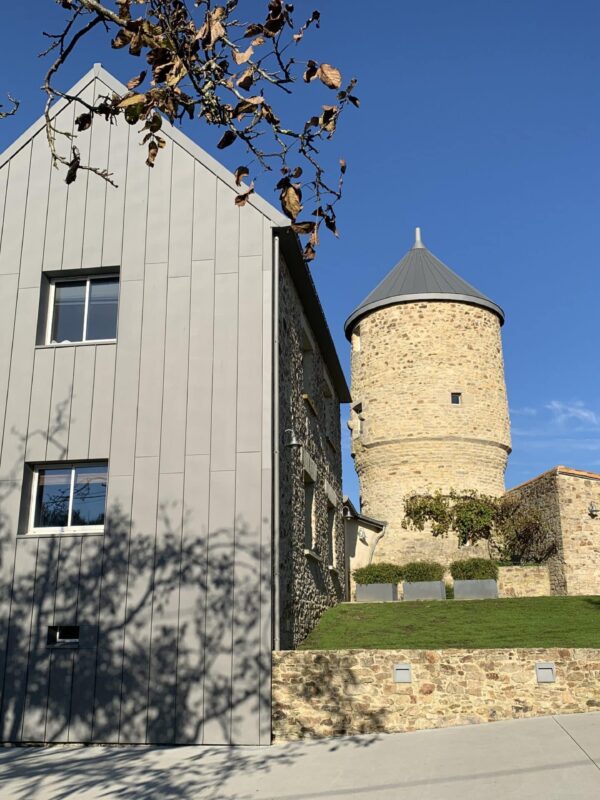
[272,234,281,651]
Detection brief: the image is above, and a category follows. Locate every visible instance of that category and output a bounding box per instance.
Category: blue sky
[1,1,599,503]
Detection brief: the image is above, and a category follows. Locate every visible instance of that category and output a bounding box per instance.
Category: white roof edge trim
[0,63,290,227]
[344,292,505,338]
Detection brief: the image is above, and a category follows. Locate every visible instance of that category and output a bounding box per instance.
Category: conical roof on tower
[344,228,504,338]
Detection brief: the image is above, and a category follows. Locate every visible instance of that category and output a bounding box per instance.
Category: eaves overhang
[344,291,505,339]
[275,227,351,403]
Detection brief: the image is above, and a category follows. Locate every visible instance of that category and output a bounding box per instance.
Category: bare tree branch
[32,0,359,260]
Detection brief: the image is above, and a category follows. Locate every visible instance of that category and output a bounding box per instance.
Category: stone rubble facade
[278,256,345,649]
[272,648,600,741]
[508,467,600,596]
[497,566,551,598]
[349,300,510,568]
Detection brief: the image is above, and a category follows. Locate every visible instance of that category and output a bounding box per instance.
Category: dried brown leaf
[319,105,338,133]
[127,70,147,90]
[233,96,263,120]
[111,29,132,50]
[235,182,255,206]
[217,129,237,149]
[146,140,159,167]
[237,67,254,90]
[280,183,302,220]
[316,64,342,90]
[65,146,80,185]
[291,221,316,235]
[75,112,92,132]
[303,60,318,83]
[303,241,316,262]
[233,45,254,65]
[244,23,264,38]
[118,93,147,108]
[234,165,250,186]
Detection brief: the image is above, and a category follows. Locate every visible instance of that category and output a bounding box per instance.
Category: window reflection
[34,468,71,528]
[86,278,119,341]
[51,282,86,343]
[71,465,107,526]
[33,463,108,530]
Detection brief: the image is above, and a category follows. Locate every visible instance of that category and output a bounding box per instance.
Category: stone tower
[345,229,511,565]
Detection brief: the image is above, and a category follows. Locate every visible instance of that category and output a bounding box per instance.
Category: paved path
[1,713,600,799]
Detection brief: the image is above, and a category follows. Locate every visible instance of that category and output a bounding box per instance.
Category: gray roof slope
[344,233,504,338]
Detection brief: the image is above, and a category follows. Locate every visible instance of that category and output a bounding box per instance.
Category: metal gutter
[272,234,281,651]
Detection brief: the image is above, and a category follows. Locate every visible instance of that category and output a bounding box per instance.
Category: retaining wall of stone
[272,648,600,741]
[497,566,551,598]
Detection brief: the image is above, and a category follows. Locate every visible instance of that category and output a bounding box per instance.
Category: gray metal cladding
[0,66,275,745]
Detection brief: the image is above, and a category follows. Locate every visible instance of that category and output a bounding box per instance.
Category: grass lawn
[300,596,600,650]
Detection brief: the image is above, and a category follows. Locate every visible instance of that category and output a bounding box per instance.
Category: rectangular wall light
[535,662,556,683]
[393,663,412,683]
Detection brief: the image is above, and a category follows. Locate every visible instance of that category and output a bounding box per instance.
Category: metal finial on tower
[413,227,424,249]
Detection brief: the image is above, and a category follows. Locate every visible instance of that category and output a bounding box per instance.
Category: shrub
[450,558,499,581]
[353,563,404,585]
[401,560,445,583]
[445,583,454,600]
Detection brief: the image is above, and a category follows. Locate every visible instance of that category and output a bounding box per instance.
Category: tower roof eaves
[345,291,505,338]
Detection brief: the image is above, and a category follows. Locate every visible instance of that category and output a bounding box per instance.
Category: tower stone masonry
[345,229,512,566]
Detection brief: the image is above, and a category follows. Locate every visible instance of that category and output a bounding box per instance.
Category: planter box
[454,579,498,600]
[355,583,398,602]
[403,581,445,601]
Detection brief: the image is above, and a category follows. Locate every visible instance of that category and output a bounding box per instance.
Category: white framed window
[29,462,108,534]
[46,276,119,345]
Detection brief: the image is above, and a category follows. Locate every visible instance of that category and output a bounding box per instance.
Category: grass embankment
[300,596,600,650]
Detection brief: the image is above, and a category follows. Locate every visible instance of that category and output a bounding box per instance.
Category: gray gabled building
[0,65,349,746]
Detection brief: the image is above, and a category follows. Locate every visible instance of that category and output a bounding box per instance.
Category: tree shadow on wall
[0,497,275,747]
[0,406,381,798]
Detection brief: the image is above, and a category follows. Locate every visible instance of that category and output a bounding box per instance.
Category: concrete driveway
[1,713,599,799]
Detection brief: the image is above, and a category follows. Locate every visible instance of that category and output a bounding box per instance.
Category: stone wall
[556,470,600,595]
[272,648,600,741]
[507,469,566,594]
[278,256,345,649]
[350,301,511,568]
[498,566,551,598]
[508,467,600,596]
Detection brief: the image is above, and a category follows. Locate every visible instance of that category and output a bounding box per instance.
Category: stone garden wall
[497,566,551,597]
[508,467,600,597]
[272,648,600,741]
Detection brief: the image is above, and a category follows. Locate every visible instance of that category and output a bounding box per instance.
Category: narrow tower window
[451,392,462,405]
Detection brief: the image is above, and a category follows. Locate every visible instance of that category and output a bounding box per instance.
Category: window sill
[21,528,105,538]
[303,548,323,563]
[36,340,117,350]
[302,393,318,417]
